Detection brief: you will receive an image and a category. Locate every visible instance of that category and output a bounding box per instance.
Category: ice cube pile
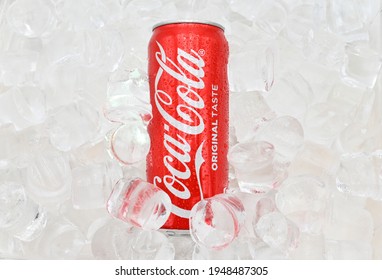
[1,0,382,260]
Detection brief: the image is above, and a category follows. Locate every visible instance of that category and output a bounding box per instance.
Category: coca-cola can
[147,21,229,231]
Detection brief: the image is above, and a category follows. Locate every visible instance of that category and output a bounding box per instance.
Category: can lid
[152,20,225,31]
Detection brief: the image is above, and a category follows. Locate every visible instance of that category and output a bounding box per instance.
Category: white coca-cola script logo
[153,41,206,218]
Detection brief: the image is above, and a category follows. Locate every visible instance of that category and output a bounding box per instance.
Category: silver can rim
[152,20,225,31]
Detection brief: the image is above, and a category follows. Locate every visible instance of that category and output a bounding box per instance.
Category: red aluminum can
[146,21,229,230]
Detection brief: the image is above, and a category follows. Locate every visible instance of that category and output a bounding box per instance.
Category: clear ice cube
[341,42,382,89]
[254,211,299,253]
[107,178,171,231]
[336,151,382,200]
[71,161,122,210]
[189,193,245,250]
[108,122,150,165]
[124,229,175,260]
[0,87,46,131]
[31,216,86,259]
[324,194,373,242]
[325,239,372,260]
[24,150,72,205]
[0,231,24,259]
[0,181,47,242]
[47,99,100,152]
[229,41,275,92]
[229,141,287,193]
[275,176,328,234]
[91,219,133,259]
[104,68,151,124]
[255,116,304,165]
[6,0,55,38]
[230,91,275,143]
